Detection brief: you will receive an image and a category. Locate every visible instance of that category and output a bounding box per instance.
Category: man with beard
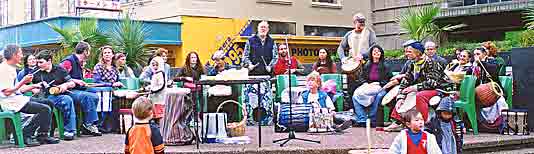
[273,44,305,76]
[242,21,278,76]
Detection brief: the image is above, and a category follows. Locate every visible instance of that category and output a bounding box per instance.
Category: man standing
[337,13,376,60]
[273,44,305,76]
[242,21,278,76]
[425,41,448,67]
[0,45,59,146]
[34,50,102,140]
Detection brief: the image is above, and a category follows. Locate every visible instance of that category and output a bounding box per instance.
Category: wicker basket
[216,100,247,137]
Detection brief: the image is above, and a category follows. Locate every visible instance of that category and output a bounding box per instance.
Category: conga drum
[160,88,193,145]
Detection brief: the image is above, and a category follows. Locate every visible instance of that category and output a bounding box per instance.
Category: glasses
[36,61,47,64]
[474,53,482,56]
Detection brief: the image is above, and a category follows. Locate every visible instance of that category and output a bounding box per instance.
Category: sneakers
[64,132,75,141]
[384,123,404,132]
[82,124,102,136]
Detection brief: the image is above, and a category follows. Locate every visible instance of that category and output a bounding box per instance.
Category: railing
[439,0,534,17]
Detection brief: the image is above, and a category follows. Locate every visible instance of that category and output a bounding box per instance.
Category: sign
[77,0,121,10]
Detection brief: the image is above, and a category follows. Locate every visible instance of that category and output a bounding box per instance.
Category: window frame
[256,0,293,5]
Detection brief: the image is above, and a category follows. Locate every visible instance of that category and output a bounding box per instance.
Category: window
[40,0,48,18]
[249,20,296,35]
[311,0,342,8]
[0,0,7,26]
[304,25,352,37]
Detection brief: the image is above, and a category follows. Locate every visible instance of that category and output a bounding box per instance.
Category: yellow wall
[177,16,249,67]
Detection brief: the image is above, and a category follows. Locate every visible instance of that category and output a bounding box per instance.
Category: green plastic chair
[321,74,343,112]
[0,108,25,148]
[499,76,513,108]
[275,75,297,103]
[454,75,478,135]
[52,108,65,139]
[382,72,400,123]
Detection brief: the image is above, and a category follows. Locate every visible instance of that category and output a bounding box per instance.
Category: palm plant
[46,17,110,68]
[397,4,466,42]
[109,15,152,71]
[525,7,534,30]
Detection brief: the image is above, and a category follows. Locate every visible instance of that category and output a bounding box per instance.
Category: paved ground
[1,126,533,154]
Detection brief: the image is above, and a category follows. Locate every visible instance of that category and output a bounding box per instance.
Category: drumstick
[31,69,41,75]
[260,56,268,67]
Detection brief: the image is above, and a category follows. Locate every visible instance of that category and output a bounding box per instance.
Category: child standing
[426,97,462,154]
[124,96,165,154]
[145,57,167,123]
[389,109,441,154]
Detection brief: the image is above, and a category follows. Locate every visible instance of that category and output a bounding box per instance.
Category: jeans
[19,101,51,137]
[47,95,76,133]
[68,90,99,125]
[352,90,387,124]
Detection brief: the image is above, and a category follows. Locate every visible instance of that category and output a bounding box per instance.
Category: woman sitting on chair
[298,71,352,132]
[93,46,123,88]
[312,49,337,74]
[113,52,136,79]
[446,50,474,74]
[351,44,393,127]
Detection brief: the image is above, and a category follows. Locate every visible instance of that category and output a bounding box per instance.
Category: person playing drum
[385,40,451,131]
[473,47,508,133]
[337,13,377,96]
[352,44,394,127]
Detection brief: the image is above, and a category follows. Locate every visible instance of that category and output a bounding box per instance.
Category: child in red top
[389,109,441,154]
[124,96,165,154]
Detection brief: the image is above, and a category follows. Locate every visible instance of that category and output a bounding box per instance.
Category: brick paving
[1,126,534,154]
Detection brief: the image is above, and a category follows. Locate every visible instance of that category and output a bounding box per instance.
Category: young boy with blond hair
[124,96,165,154]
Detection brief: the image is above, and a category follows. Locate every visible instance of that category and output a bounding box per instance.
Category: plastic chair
[275,75,297,103]
[50,108,65,139]
[454,75,478,135]
[321,74,344,112]
[0,108,25,148]
[499,76,513,108]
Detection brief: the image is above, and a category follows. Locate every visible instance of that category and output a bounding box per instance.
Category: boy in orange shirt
[124,96,165,154]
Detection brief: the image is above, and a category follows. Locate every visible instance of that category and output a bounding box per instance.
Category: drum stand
[273,35,320,147]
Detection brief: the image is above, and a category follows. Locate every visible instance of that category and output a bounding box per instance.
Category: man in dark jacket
[242,21,278,76]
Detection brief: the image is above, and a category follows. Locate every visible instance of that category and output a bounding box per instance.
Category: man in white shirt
[0,45,59,146]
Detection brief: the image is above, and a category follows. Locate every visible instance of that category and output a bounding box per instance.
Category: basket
[216,100,247,137]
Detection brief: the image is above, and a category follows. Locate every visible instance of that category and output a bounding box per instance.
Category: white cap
[425,41,437,48]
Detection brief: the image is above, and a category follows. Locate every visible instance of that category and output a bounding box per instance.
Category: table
[161,88,194,145]
[193,77,271,148]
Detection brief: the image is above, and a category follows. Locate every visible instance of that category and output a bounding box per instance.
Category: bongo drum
[502,109,530,135]
[396,92,417,113]
[382,85,400,106]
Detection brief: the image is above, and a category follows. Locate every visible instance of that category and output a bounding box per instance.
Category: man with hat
[385,40,451,131]
[337,13,376,60]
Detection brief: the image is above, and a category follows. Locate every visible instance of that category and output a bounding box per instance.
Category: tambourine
[49,87,61,95]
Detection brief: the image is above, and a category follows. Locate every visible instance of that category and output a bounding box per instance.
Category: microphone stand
[273,34,320,147]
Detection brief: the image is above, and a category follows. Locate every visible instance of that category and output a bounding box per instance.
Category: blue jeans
[68,90,99,125]
[352,90,387,124]
[48,95,77,133]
